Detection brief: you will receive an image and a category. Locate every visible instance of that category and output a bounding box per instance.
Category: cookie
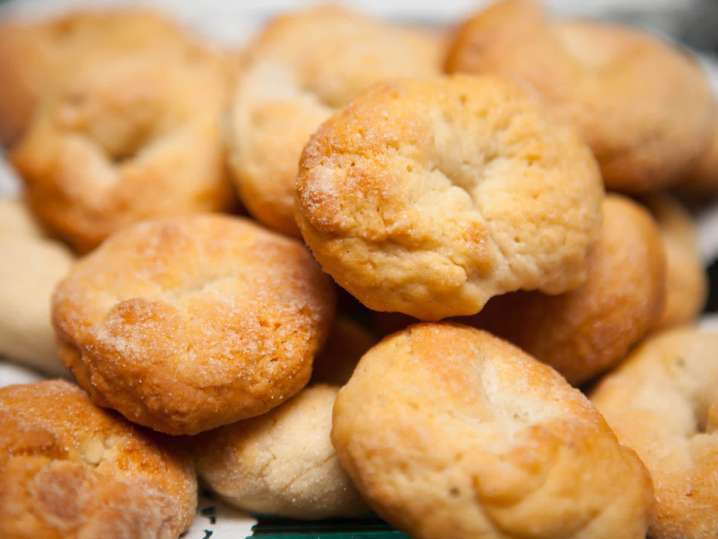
[228,5,443,236]
[445,0,715,192]
[592,328,718,539]
[643,194,706,329]
[0,198,73,375]
[0,380,197,539]
[0,9,188,145]
[467,194,666,385]
[296,76,603,320]
[196,385,368,519]
[332,323,652,539]
[52,215,335,435]
[10,16,234,252]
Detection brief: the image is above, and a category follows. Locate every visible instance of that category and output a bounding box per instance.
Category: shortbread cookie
[196,385,368,519]
[52,215,335,434]
[468,195,666,385]
[228,5,443,235]
[592,328,718,539]
[10,23,233,252]
[0,380,197,539]
[446,0,714,192]
[296,76,603,319]
[0,198,73,375]
[333,323,652,539]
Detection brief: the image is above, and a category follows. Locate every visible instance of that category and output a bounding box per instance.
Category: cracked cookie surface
[296,76,603,320]
[52,214,335,435]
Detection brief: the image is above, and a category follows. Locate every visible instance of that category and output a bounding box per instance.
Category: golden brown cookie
[0,380,197,539]
[0,198,74,375]
[445,0,715,192]
[643,194,707,329]
[591,328,718,539]
[228,5,443,236]
[296,75,603,320]
[8,12,234,252]
[0,9,189,145]
[467,194,666,385]
[333,323,652,539]
[196,385,368,519]
[311,317,375,386]
[52,215,335,435]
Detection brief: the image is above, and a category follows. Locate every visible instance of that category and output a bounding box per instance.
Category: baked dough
[592,328,718,539]
[52,214,335,435]
[467,194,666,385]
[228,5,443,236]
[9,14,234,252]
[643,194,706,330]
[0,9,189,145]
[196,385,368,519]
[445,0,715,192]
[296,75,603,320]
[0,380,197,539]
[332,323,652,539]
[0,198,73,375]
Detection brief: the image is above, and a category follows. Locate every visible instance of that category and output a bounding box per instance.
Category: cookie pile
[0,2,716,539]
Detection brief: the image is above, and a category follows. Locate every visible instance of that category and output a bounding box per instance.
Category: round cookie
[591,328,718,539]
[228,5,443,236]
[467,194,666,385]
[52,214,335,435]
[332,323,652,539]
[311,316,376,386]
[0,9,189,146]
[445,0,715,192]
[296,75,603,320]
[643,194,707,330]
[0,380,197,539]
[0,198,74,375]
[10,23,234,252]
[196,385,368,519]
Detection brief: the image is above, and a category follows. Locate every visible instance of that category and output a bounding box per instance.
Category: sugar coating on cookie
[10,19,234,252]
[332,323,652,539]
[296,75,603,320]
[644,194,706,330]
[228,5,443,236]
[0,380,197,538]
[591,328,718,539]
[446,0,714,192]
[467,194,666,385]
[196,385,368,519]
[52,214,335,435]
[0,9,189,145]
[0,198,74,375]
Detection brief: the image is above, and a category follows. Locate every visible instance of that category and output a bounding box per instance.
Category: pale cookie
[643,194,707,330]
[0,380,197,539]
[196,385,368,519]
[332,323,652,539]
[592,328,718,539]
[10,21,234,252]
[0,198,74,375]
[52,215,335,435]
[446,0,715,192]
[467,194,666,385]
[296,76,603,320]
[228,5,443,236]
